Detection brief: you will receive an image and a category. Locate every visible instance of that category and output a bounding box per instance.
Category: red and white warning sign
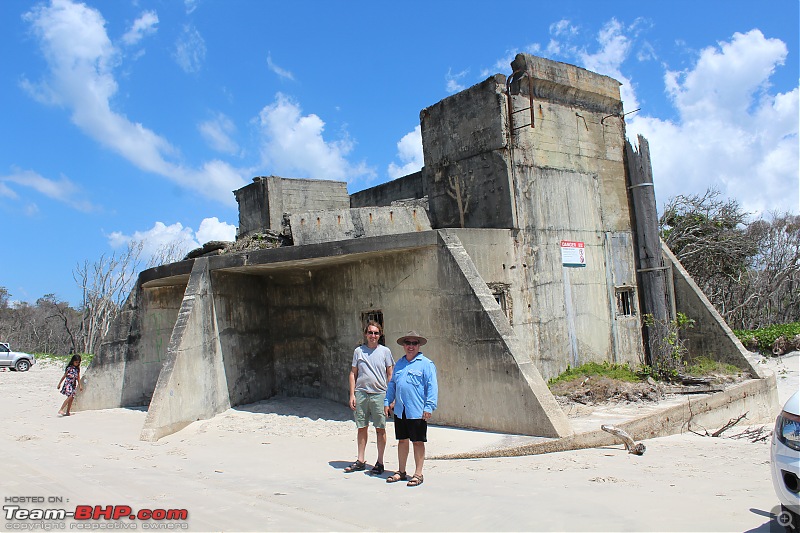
[560,240,586,267]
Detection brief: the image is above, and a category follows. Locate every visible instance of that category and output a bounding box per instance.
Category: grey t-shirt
[352,344,394,393]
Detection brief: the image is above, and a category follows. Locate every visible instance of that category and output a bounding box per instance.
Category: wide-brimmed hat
[396,330,428,346]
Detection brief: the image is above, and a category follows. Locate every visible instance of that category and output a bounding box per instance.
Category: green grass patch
[733,322,800,353]
[685,355,741,376]
[548,361,642,387]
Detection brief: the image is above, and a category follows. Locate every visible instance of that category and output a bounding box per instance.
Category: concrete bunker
[77,53,770,441]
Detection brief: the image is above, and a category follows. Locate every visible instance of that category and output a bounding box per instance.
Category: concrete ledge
[431,372,779,459]
[290,206,431,245]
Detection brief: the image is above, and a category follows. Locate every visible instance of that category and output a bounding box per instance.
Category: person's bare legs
[412,441,425,477]
[59,396,74,415]
[397,438,409,473]
[376,428,387,464]
[356,426,368,462]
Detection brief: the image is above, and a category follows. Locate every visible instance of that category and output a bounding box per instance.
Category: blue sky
[1,0,797,307]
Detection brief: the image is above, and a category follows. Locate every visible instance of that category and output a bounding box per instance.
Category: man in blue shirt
[384,331,438,487]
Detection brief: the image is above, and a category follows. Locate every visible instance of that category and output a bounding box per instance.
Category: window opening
[361,310,385,345]
[615,288,635,316]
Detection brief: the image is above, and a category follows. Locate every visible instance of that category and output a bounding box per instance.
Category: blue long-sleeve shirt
[385,353,438,419]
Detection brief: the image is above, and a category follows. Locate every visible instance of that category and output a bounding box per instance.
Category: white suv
[773,391,800,531]
[0,342,36,371]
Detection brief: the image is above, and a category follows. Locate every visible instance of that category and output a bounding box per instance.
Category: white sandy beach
[1,353,797,532]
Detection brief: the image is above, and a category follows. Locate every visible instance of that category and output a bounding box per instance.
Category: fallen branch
[711,412,748,437]
[728,425,771,443]
[601,425,646,455]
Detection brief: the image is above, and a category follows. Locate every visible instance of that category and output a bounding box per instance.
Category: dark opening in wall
[361,310,385,345]
[488,282,513,325]
[615,287,636,316]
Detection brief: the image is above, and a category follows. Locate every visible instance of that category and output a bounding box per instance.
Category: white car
[772,391,800,531]
[0,342,36,371]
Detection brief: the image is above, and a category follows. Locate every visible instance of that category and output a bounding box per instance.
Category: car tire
[780,505,799,532]
[15,360,30,372]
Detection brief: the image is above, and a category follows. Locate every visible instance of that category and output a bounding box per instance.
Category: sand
[1,353,797,532]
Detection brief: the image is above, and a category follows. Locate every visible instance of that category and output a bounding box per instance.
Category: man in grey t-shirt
[345,321,394,475]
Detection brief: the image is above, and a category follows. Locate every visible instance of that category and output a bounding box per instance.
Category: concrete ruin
[76,54,772,442]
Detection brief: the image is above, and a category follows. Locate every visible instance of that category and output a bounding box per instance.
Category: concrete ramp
[434,230,572,437]
[140,258,231,441]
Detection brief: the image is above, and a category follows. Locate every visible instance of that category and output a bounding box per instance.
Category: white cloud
[22,0,246,205]
[0,182,18,199]
[108,221,195,253]
[108,217,236,265]
[1,169,95,212]
[480,51,519,78]
[257,93,375,182]
[267,53,295,81]
[121,10,158,46]
[388,125,423,179]
[576,18,639,112]
[199,113,239,154]
[184,0,199,15]
[196,217,236,243]
[186,160,246,202]
[173,24,205,74]
[627,30,798,216]
[445,68,469,93]
[513,20,798,216]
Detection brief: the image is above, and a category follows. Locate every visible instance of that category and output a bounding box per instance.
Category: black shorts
[394,413,427,442]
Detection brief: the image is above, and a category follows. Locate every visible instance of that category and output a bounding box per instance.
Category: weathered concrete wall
[235,176,349,236]
[121,285,183,406]
[290,206,431,245]
[96,230,572,440]
[416,55,642,380]
[510,167,643,378]
[76,264,189,411]
[662,243,763,377]
[421,76,516,230]
[234,177,270,238]
[506,55,643,379]
[211,272,276,406]
[140,258,230,441]
[350,171,425,208]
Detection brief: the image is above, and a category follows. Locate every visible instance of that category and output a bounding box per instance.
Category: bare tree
[147,239,192,268]
[661,189,800,329]
[74,240,144,355]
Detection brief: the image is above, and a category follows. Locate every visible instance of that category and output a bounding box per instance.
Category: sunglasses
[403,341,419,346]
[366,331,381,335]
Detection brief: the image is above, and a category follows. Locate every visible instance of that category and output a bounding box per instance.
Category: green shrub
[548,361,642,387]
[733,322,800,353]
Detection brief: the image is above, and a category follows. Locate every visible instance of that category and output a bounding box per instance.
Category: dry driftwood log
[601,425,646,455]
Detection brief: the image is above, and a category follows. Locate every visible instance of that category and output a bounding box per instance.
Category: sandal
[344,460,366,473]
[370,462,384,475]
[407,474,424,487]
[386,471,407,483]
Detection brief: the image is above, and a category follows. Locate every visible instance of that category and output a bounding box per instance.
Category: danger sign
[560,240,586,267]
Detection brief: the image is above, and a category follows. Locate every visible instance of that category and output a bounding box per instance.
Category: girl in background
[57,354,83,416]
